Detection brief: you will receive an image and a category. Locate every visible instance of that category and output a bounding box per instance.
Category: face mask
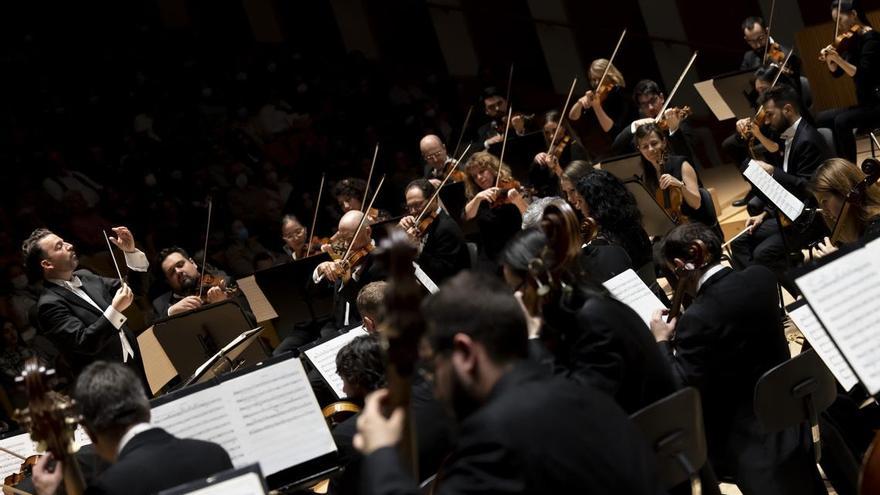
[11,274,28,290]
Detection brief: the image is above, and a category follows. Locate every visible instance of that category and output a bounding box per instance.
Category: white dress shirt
[696,264,725,293]
[780,117,802,173]
[117,422,157,455]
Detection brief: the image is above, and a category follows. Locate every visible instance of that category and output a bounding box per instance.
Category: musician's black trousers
[816,104,880,162]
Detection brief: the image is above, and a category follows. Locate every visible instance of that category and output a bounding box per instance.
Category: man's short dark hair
[741,16,765,30]
[759,84,801,113]
[633,80,662,100]
[336,335,386,393]
[406,178,436,200]
[21,228,53,281]
[422,271,528,363]
[333,178,367,200]
[154,246,190,278]
[74,361,150,438]
[481,86,504,101]
[660,223,722,267]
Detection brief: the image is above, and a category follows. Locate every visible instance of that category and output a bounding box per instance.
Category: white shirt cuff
[312,267,322,283]
[630,122,637,134]
[103,306,127,330]
[124,249,149,272]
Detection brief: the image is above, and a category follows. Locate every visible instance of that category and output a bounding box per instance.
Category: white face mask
[11,274,28,290]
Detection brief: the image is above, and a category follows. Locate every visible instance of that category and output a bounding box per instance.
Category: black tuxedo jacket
[362,362,664,494]
[331,253,385,330]
[88,428,232,495]
[36,270,143,377]
[417,211,470,283]
[660,266,823,491]
[761,119,832,201]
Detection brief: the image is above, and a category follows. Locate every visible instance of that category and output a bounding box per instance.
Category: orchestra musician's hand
[398,216,419,238]
[649,308,676,343]
[663,109,682,133]
[316,260,341,282]
[484,134,504,147]
[513,291,542,339]
[745,211,768,234]
[511,114,525,135]
[205,280,230,304]
[813,236,839,258]
[534,152,553,168]
[109,226,137,253]
[32,453,63,495]
[735,118,752,136]
[354,388,405,455]
[659,174,684,190]
[580,90,597,109]
[475,187,500,204]
[111,283,134,312]
[756,160,775,175]
[168,295,203,316]
[819,45,841,71]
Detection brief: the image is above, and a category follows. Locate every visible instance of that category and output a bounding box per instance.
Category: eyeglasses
[638,95,661,110]
[423,151,444,161]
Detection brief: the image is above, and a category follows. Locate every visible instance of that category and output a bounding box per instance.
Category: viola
[834,23,863,54]
[655,182,686,225]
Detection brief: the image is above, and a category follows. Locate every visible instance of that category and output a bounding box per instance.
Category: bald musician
[421,135,455,181]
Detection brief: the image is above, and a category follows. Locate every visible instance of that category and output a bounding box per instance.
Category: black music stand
[159,464,269,495]
[184,326,264,387]
[252,253,333,338]
[694,69,755,121]
[152,300,268,382]
[630,387,709,493]
[624,179,678,237]
[754,349,838,463]
[600,152,644,182]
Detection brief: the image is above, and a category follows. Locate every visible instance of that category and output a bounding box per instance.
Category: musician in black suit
[731,85,832,285]
[473,87,535,151]
[399,179,470,283]
[650,224,826,495]
[740,16,801,73]
[31,361,232,495]
[611,79,695,159]
[354,272,664,494]
[150,246,237,321]
[23,227,147,379]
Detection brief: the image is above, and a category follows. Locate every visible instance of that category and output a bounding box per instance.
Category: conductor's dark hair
[741,16,766,30]
[660,223,723,266]
[633,80,662,100]
[760,84,802,113]
[333,178,367,199]
[21,228,53,281]
[422,271,528,363]
[336,335,386,394]
[405,178,436,200]
[576,169,653,267]
[74,361,150,438]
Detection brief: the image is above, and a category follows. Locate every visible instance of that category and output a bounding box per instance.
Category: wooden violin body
[835,23,863,54]
[657,106,692,132]
[655,184,685,224]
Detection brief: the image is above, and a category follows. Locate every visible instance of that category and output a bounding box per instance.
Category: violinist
[635,123,718,231]
[611,79,694,158]
[740,16,801,73]
[420,134,460,183]
[817,0,880,161]
[531,111,590,197]
[810,157,880,246]
[649,223,827,495]
[281,214,311,261]
[30,361,233,495]
[730,85,832,287]
[354,271,665,494]
[463,151,528,266]
[151,247,235,319]
[24,226,147,379]
[474,86,532,151]
[313,210,383,330]
[568,59,635,137]
[398,179,470,283]
[333,178,368,214]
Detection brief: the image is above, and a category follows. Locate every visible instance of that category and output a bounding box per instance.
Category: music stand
[624,179,678,237]
[152,300,268,382]
[487,131,546,182]
[159,464,269,495]
[184,327,265,387]
[252,253,333,338]
[599,152,644,181]
[694,68,755,121]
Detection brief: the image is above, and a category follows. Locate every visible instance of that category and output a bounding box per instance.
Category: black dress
[475,201,522,267]
[650,154,718,232]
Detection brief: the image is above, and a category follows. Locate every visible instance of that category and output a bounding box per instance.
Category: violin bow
[595,29,627,94]
[753,49,794,118]
[342,175,385,263]
[305,174,326,258]
[415,143,472,225]
[653,52,698,124]
[546,78,579,156]
[102,230,124,283]
[504,64,514,109]
[834,1,842,40]
[361,144,380,213]
[197,197,213,299]
[450,105,474,161]
[762,0,777,65]
[496,106,514,188]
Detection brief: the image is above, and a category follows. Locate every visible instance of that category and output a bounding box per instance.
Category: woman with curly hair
[463,151,528,266]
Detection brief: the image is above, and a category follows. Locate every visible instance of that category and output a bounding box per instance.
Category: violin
[441,161,466,184]
[830,157,880,245]
[3,453,39,490]
[834,23,863,54]
[321,177,385,284]
[549,132,572,160]
[655,181,686,225]
[766,42,786,64]
[195,273,238,302]
[493,112,535,136]
[656,106,692,132]
[491,178,529,208]
[595,81,616,103]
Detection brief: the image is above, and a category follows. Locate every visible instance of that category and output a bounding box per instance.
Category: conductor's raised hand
[112,283,134,312]
[109,226,136,253]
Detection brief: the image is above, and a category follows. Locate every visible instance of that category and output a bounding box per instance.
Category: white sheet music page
[304,326,370,399]
[0,432,38,479]
[788,303,859,391]
[603,269,666,327]
[226,358,336,474]
[185,471,267,495]
[694,80,735,121]
[743,160,805,221]
[236,276,278,322]
[795,239,880,394]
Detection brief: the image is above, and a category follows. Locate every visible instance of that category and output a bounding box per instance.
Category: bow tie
[63,277,84,290]
[780,129,796,141]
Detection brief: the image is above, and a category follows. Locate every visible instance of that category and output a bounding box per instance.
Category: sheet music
[603,269,666,327]
[303,326,370,399]
[743,160,805,221]
[795,240,880,394]
[152,357,336,476]
[236,276,278,322]
[413,262,439,294]
[183,471,267,495]
[0,432,38,479]
[694,80,735,121]
[788,304,858,391]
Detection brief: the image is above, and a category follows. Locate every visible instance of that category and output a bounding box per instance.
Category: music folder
[149,353,339,491]
[791,238,880,396]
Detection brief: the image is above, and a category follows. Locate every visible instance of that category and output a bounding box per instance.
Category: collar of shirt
[779,117,802,142]
[696,263,725,293]
[117,422,156,455]
[46,276,82,290]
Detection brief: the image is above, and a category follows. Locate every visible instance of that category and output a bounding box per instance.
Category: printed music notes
[303,326,370,399]
[603,269,666,327]
[743,160,805,221]
[787,301,858,391]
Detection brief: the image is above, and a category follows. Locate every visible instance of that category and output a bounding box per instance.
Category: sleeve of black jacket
[37,278,123,356]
